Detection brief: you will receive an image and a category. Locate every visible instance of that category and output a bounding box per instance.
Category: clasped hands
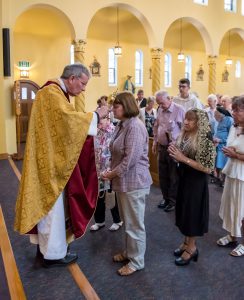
[222,146,238,158]
[100,169,114,180]
[168,144,185,162]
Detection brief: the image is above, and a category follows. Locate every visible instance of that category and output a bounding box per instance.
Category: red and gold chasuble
[14,80,98,239]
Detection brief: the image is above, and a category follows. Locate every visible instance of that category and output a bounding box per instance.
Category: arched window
[70,45,74,64]
[224,0,236,12]
[185,55,192,82]
[235,60,241,78]
[108,48,117,86]
[164,53,172,87]
[135,50,143,86]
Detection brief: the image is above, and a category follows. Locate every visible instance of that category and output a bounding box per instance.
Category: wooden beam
[68,263,100,300]
[8,155,100,299]
[8,157,21,181]
[0,206,26,300]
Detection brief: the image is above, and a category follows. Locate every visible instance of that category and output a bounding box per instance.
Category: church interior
[1,0,244,299]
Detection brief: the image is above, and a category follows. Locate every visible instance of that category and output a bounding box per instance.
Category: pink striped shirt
[110,117,152,192]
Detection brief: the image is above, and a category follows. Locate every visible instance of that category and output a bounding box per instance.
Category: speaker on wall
[2,28,11,77]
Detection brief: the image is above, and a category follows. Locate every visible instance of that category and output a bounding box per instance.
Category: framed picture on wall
[222,67,229,82]
[196,64,204,81]
[89,57,101,77]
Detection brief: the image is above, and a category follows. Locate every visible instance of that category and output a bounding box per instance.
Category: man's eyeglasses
[75,76,87,86]
[178,85,188,89]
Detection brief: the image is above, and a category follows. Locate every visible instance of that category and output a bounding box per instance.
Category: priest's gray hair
[61,63,91,79]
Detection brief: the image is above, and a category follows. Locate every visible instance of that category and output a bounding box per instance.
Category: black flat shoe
[175,249,198,266]
[164,204,175,212]
[43,253,78,268]
[158,200,168,209]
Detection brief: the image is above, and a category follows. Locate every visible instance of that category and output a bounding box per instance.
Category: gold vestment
[15,81,93,234]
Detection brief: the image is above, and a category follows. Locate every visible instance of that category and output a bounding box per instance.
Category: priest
[15,63,108,267]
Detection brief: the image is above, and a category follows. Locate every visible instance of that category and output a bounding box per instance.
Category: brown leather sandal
[117,264,137,276]
[113,253,128,262]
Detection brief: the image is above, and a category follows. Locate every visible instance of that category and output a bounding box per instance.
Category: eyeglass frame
[178,84,189,89]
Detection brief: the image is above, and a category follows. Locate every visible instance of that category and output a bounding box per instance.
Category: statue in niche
[196,64,204,81]
[89,56,101,76]
[222,67,229,82]
[123,75,135,94]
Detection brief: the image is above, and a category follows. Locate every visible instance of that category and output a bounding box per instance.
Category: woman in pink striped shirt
[102,92,152,276]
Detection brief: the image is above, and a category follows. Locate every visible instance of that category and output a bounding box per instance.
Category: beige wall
[14,34,71,85]
[1,0,244,154]
[85,39,152,112]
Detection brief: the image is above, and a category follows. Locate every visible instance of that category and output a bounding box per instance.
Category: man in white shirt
[173,78,202,111]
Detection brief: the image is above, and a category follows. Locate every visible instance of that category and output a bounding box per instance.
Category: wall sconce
[114,7,122,57]
[225,30,232,66]
[18,60,30,78]
[177,18,185,62]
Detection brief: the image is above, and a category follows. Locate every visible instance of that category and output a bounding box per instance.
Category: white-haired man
[205,94,218,136]
[152,90,185,212]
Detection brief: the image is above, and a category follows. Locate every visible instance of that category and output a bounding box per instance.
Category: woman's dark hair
[113,92,139,118]
[100,95,108,101]
[179,78,190,87]
[232,96,244,111]
[216,106,232,117]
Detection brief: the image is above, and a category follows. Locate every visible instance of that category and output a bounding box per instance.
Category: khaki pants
[117,188,150,270]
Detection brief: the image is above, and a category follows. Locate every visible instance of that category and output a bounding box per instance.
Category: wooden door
[16,80,40,142]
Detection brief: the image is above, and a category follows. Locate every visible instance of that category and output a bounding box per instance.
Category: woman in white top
[140,96,157,137]
[217,96,244,256]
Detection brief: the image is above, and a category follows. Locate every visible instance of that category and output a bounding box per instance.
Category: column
[208,55,217,95]
[151,48,163,94]
[73,39,86,112]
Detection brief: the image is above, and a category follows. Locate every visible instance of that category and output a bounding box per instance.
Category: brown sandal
[117,264,137,276]
[113,253,128,262]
